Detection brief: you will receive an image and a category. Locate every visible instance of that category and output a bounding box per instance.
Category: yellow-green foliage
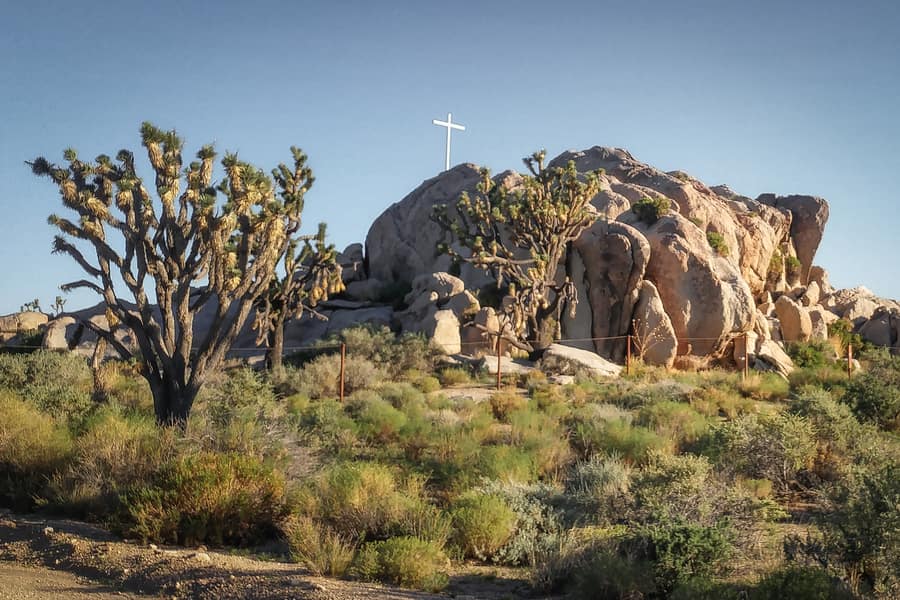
[281,514,355,576]
[0,391,72,509]
[353,536,449,592]
[739,372,790,402]
[438,366,472,386]
[451,493,517,561]
[115,451,286,547]
[638,401,711,448]
[49,408,175,517]
[490,390,528,421]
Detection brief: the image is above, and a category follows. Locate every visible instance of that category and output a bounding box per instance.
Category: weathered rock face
[757,194,829,285]
[775,295,813,342]
[623,212,756,355]
[564,220,649,360]
[632,281,677,368]
[365,164,497,290]
[859,307,900,348]
[541,343,622,377]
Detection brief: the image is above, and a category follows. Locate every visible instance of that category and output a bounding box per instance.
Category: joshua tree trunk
[266,319,286,372]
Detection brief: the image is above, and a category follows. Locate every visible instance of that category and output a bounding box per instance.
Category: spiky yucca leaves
[433,151,602,351]
[29,123,314,427]
[252,150,343,371]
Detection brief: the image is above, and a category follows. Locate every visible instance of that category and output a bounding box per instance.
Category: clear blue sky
[2,0,898,314]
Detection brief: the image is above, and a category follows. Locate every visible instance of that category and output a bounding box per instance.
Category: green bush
[637,401,710,448]
[787,340,832,370]
[630,516,734,594]
[632,196,671,225]
[842,350,900,431]
[489,390,527,422]
[281,514,355,576]
[571,549,657,600]
[300,462,421,540]
[356,397,408,443]
[48,408,174,518]
[286,354,382,399]
[751,565,853,600]
[706,231,729,256]
[803,462,900,597]
[0,391,72,509]
[572,417,672,464]
[438,366,472,386]
[353,536,449,592]
[566,454,632,517]
[298,399,358,452]
[786,255,802,279]
[0,350,92,422]
[451,493,517,561]
[115,451,286,547]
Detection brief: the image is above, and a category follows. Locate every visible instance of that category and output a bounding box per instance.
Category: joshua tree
[252,150,343,371]
[433,151,602,351]
[29,122,315,427]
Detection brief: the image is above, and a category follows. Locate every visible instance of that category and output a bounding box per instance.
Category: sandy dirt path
[0,562,139,599]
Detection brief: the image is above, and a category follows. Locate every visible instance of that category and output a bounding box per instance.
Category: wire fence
[0,330,881,398]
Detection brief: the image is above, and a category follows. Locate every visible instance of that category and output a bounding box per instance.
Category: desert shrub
[789,364,850,393]
[572,417,671,464]
[787,340,832,370]
[115,451,286,546]
[489,390,527,421]
[281,514,355,576]
[473,480,563,566]
[301,462,424,540]
[410,374,441,393]
[377,381,425,411]
[706,231,729,256]
[48,409,175,517]
[571,549,657,600]
[631,453,712,517]
[507,407,573,479]
[740,372,791,402]
[477,444,539,482]
[628,516,734,594]
[396,501,452,546]
[842,350,900,431]
[750,565,853,600]
[632,196,671,225]
[566,454,632,519]
[0,350,92,422]
[356,397,408,443]
[352,536,449,592]
[438,366,472,386]
[286,354,382,399]
[330,325,435,376]
[789,386,871,477]
[828,319,865,358]
[801,462,900,597]
[785,255,802,279]
[297,399,358,452]
[0,391,72,509]
[702,412,817,492]
[637,400,710,448]
[451,493,517,561]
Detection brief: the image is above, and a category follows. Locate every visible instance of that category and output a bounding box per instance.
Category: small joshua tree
[253,151,343,371]
[29,122,316,427]
[433,151,602,351]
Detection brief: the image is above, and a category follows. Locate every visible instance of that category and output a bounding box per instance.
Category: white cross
[432,112,466,171]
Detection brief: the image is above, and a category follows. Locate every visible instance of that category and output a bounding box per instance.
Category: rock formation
[15,144,900,373]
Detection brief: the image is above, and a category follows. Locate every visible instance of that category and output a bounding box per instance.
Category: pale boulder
[541,343,622,377]
[801,281,821,307]
[428,310,461,355]
[344,278,384,302]
[774,295,812,342]
[757,194,829,285]
[631,280,677,368]
[859,307,899,348]
[43,316,76,350]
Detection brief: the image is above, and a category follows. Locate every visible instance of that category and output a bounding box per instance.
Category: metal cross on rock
[432,112,465,171]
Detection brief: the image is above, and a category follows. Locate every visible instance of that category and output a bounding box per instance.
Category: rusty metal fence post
[626,335,632,375]
[339,343,346,402]
[496,333,502,391]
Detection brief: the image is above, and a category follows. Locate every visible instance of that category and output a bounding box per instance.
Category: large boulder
[631,280,677,368]
[564,220,649,360]
[621,212,755,355]
[366,164,503,289]
[757,194,829,285]
[859,307,900,348]
[541,343,622,377]
[774,295,813,342]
